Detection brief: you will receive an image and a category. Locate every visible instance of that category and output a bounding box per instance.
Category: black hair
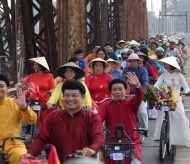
[96,47,109,60]
[105,43,112,47]
[151,42,158,48]
[39,64,47,72]
[68,57,79,63]
[93,44,102,49]
[62,79,86,95]
[108,78,127,92]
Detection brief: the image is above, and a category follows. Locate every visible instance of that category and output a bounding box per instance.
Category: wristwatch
[21,103,28,112]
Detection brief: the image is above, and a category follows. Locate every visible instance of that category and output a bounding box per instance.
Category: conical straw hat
[87,58,111,73]
[28,57,50,71]
[56,62,85,79]
[158,56,181,71]
[106,58,120,70]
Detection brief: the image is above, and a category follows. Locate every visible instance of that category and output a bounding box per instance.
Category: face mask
[157,55,164,59]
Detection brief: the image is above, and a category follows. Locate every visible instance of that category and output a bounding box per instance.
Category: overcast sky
[147,0,161,16]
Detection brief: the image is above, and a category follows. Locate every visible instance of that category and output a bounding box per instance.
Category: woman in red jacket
[85,58,113,102]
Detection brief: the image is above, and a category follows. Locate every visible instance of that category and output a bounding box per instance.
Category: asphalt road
[141,119,174,164]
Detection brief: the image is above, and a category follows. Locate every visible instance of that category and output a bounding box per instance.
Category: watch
[21,103,28,112]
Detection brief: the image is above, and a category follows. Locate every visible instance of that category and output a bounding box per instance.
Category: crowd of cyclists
[1,32,190,163]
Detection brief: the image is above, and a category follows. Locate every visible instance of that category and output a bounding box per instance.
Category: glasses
[64,94,81,98]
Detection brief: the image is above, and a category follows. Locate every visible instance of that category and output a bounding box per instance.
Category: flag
[48,145,60,164]
[151,64,159,78]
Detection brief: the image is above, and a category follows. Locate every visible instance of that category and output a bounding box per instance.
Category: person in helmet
[155,47,165,60]
[134,47,140,54]
[127,49,134,56]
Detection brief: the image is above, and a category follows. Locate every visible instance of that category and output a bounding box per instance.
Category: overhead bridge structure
[0,0,148,84]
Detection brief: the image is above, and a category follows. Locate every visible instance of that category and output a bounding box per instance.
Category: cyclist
[153,57,190,147]
[47,62,92,109]
[0,73,37,164]
[21,80,103,163]
[98,75,143,164]
[15,57,55,128]
[121,54,149,140]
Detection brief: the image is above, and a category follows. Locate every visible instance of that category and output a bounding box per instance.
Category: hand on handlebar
[86,105,92,110]
[20,153,33,159]
[46,102,53,108]
[76,147,96,157]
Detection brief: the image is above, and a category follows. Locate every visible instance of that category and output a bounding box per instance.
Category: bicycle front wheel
[159,121,167,161]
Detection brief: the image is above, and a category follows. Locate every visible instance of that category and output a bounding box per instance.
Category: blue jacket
[108,71,122,79]
[121,66,148,94]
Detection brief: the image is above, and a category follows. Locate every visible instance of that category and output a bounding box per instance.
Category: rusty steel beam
[86,0,101,53]
[41,0,57,74]
[20,0,58,75]
[67,0,87,58]
[20,0,35,74]
[0,0,17,83]
[56,0,68,65]
[1,0,148,82]
[126,0,148,40]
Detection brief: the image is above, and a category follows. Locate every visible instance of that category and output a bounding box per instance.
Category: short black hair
[93,44,102,49]
[68,57,79,63]
[108,78,127,92]
[62,79,86,95]
[74,49,83,55]
[105,43,112,47]
[0,73,9,87]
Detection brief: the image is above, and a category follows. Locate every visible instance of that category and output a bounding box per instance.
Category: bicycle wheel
[159,121,167,161]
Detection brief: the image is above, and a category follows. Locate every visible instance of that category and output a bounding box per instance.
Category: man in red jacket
[98,73,143,164]
[21,80,103,163]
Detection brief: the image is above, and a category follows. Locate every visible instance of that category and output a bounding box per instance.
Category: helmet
[120,48,129,54]
[155,47,164,53]
[127,49,134,56]
[134,47,140,52]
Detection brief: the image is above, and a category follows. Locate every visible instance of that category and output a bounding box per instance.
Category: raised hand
[15,88,26,109]
[125,72,140,87]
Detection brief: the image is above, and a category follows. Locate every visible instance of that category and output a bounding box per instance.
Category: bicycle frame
[0,137,26,164]
[102,125,148,164]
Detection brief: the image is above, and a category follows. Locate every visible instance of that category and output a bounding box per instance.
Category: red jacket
[27,109,103,163]
[85,72,113,101]
[98,87,143,164]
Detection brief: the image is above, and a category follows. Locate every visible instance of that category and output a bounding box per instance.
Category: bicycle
[23,100,61,140]
[0,136,26,164]
[155,100,174,161]
[102,124,148,164]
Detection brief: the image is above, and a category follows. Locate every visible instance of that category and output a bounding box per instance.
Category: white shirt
[154,71,189,93]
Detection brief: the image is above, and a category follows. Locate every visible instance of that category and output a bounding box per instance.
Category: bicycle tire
[159,121,167,161]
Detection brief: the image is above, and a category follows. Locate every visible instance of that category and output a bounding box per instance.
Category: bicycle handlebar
[64,153,83,162]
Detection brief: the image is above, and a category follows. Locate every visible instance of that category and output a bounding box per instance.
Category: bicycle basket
[103,142,134,159]
[155,99,177,111]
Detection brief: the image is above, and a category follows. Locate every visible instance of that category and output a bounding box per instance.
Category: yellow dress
[148,49,156,56]
[48,78,92,108]
[0,97,37,164]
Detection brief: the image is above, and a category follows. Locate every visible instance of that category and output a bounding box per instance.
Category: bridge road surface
[141,120,174,164]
